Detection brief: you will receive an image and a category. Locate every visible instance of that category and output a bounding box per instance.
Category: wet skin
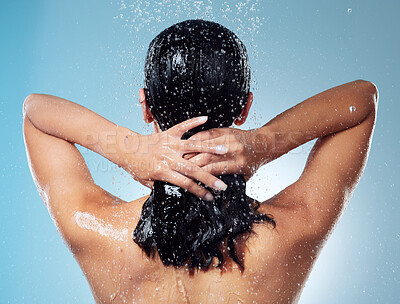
[23,80,378,303]
[68,188,329,304]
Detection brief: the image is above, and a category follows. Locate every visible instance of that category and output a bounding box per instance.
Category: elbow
[23,93,40,119]
[363,80,379,106]
[354,79,379,111]
[370,82,379,108]
[366,81,379,113]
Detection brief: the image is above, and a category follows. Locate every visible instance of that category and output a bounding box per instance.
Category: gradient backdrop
[1,0,399,303]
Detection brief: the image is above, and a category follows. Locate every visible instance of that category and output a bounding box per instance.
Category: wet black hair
[133,19,275,269]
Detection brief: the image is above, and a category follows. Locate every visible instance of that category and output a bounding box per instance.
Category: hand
[121,117,229,201]
[185,127,269,181]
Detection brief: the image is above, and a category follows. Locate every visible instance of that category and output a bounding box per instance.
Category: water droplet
[349,105,356,112]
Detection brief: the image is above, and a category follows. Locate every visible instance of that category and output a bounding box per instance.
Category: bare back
[70,186,323,304]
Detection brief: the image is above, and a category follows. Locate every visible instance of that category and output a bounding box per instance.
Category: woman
[23,20,378,303]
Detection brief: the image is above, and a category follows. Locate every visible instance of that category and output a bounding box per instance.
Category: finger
[189,153,221,168]
[168,116,208,138]
[132,173,154,189]
[188,128,227,141]
[143,180,154,188]
[183,136,230,154]
[162,170,214,201]
[168,157,228,192]
[183,152,198,160]
[202,135,234,145]
[179,139,228,155]
[203,161,241,176]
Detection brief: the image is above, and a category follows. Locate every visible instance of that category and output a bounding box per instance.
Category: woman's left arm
[23,94,227,203]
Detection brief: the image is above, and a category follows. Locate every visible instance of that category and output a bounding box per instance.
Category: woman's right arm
[255,80,378,164]
[191,80,377,174]
[192,80,378,233]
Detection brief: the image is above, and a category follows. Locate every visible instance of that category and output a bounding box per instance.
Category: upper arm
[294,82,378,237]
[23,111,113,249]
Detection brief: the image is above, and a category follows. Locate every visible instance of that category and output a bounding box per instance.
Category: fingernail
[215,145,228,154]
[205,193,214,201]
[198,116,208,122]
[214,180,228,191]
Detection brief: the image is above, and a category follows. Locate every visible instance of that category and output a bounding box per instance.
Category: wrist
[249,127,269,165]
[114,126,140,170]
[252,125,279,164]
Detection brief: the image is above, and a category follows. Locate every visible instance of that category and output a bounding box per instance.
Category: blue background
[1,0,399,303]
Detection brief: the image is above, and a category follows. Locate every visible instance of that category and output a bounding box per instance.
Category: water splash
[113,0,264,107]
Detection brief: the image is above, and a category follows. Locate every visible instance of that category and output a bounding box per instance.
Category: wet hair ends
[133,19,275,269]
[133,175,275,268]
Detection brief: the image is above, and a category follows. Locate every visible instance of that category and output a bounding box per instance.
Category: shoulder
[258,181,321,243]
[61,187,149,255]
